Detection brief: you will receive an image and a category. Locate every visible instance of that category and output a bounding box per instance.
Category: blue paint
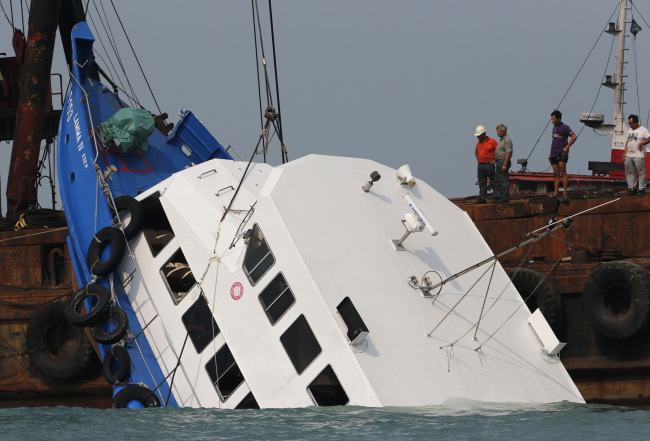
[58,22,232,408]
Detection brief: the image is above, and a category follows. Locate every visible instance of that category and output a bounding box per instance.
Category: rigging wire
[90,0,139,107]
[524,4,620,162]
[251,0,289,164]
[251,0,264,133]
[630,1,650,29]
[0,0,14,30]
[268,0,288,164]
[630,7,642,117]
[97,0,140,105]
[436,243,536,352]
[86,11,131,101]
[109,0,162,114]
[19,0,23,32]
[475,245,570,353]
[574,28,617,141]
[253,0,274,162]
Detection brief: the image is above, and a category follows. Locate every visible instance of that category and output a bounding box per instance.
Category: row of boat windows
[139,193,349,406]
[183,223,347,406]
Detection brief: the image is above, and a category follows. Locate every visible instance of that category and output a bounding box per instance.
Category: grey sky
[2,0,647,208]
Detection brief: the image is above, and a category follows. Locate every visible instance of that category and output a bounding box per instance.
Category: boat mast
[610,0,629,153]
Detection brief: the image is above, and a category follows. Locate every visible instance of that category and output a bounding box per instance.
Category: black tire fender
[87,226,126,276]
[113,196,143,241]
[91,306,129,345]
[582,260,650,339]
[112,384,161,408]
[65,284,111,328]
[25,299,96,380]
[507,268,564,333]
[102,345,131,385]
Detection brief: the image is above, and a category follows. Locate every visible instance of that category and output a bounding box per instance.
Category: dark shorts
[550,151,569,165]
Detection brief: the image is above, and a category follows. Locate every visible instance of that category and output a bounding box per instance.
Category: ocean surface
[1,401,648,441]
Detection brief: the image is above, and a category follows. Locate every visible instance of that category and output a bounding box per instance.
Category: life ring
[65,284,111,327]
[507,268,564,334]
[91,306,129,345]
[582,260,650,339]
[25,299,96,380]
[112,384,161,408]
[87,226,126,276]
[112,196,143,241]
[102,345,131,385]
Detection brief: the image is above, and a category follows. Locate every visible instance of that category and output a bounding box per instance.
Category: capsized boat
[57,22,583,408]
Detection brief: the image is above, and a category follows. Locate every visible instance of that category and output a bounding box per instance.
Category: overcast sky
[2,0,649,208]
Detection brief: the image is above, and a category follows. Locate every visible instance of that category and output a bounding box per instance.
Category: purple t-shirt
[551,122,574,156]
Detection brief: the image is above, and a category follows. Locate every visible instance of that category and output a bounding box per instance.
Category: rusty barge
[0,0,111,407]
[454,193,650,405]
[453,0,650,406]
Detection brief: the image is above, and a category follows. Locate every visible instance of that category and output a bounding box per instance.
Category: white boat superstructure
[115,154,583,408]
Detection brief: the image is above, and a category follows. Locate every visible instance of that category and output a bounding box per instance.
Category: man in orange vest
[474,125,498,204]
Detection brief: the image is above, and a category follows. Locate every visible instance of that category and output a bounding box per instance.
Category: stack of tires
[26,195,159,408]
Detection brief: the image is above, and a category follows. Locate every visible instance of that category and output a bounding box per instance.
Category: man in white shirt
[624,114,650,195]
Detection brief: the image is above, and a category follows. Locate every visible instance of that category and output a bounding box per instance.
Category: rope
[68,70,192,406]
[472,260,497,340]
[631,1,650,29]
[109,0,161,114]
[438,244,536,352]
[573,29,617,142]
[252,0,264,133]
[87,12,131,102]
[632,22,642,117]
[90,0,139,107]
[427,262,495,337]
[475,245,570,352]
[0,0,13,29]
[268,0,288,164]
[524,4,620,162]
[251,0,289,164]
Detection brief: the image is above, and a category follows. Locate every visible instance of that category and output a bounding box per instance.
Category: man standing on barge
[474,125,497,204]
[624,114,650,195]
[548,110,577,201]
[494,124,513,203]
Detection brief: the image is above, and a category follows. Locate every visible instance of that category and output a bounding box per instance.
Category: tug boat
[57,22,583,408]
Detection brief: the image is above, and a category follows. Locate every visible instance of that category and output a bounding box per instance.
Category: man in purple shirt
[548,110,577,200]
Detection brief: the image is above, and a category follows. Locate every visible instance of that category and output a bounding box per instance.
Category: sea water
[0,401,648,441]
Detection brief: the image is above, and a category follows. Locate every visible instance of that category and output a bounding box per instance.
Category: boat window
[280,314,321,375]
[242,224,275,286]
[336,297,369,345]
[235,392,260,410]
[307,365,349,406]
[259,273,295,325]
[161,249,196,304]
[205,344,244,402]
[181,294,220,353]
[141,192,175,256]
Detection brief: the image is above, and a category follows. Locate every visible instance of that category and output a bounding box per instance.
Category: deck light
[396,164,416,187]
[362,171,381,192]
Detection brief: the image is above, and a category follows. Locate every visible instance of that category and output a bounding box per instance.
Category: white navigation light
[404,212,424,233]
[402,193,437,236]
[391,195,438,250]
[397,164,416,187]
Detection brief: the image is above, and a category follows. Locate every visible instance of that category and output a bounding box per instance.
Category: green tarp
[99,108,155,153]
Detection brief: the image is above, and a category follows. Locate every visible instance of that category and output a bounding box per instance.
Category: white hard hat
[474,125,486,137]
